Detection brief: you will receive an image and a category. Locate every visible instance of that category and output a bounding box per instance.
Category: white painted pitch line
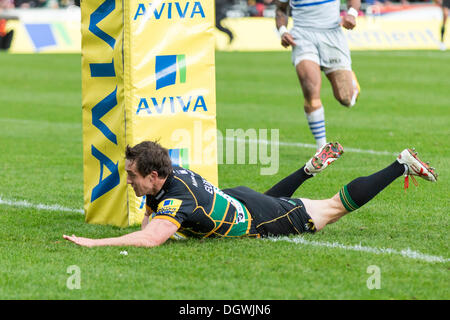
[0,196,83,214]
[223,136,397,156]
[0,118,81,128]
[0,196,446,263]
[267,236,449,264]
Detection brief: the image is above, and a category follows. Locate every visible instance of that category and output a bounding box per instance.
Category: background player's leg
[326,69,359,107]
[296,60,327,149]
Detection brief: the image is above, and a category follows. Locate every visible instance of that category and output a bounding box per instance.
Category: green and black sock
[339,161,406,212]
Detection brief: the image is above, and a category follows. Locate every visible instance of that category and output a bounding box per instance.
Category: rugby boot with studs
[304,142,344,176]
[397,148,438,189]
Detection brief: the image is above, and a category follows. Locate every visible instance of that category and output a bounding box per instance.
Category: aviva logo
[136,53,208,115]
[169,148,189,169]
[133,1,206,21]
[156,54,186,90]
[87,0,120,203]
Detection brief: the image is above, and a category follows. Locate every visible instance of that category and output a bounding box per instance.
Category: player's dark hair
[125,141,172,178]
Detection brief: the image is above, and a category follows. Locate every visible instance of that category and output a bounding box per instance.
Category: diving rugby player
[64,141,437,248]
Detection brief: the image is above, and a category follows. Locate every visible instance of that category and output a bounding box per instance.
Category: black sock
[264,166,313,198]
[441,25,446,42]
[339,161,405,211]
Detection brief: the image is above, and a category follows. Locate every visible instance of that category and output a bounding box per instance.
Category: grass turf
[0,51,448,299]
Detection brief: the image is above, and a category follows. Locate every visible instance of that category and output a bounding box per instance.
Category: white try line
[223,136,397,157]
[0,196,447,263]
[0,196,83,214]
[267,236,450,264]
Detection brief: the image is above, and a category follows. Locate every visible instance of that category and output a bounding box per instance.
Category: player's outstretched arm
[142,214,150,230]
[63,218,178,248]
[141,208,153,230]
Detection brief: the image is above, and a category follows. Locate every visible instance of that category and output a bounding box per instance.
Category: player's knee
[338,95,352,107]
[320,195,348,226]
[335,90,353,107]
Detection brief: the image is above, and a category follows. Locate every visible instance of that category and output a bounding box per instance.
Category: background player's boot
[304,142,344,176]
[397,148,438,189]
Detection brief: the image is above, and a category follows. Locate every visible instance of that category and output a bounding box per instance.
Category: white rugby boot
[304,142,344,176]
[397,148,438,189]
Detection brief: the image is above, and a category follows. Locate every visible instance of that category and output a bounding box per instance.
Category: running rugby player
[275,0,361,148]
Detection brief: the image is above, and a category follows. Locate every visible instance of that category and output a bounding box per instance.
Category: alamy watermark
[366,265,381,290]
[171,121,279,175]
[66,265,81,290]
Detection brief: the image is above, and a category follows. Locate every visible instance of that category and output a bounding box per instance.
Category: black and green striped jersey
[146,167,259,238]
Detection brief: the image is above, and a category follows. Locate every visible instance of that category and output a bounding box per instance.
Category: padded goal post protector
[81,0,218,227]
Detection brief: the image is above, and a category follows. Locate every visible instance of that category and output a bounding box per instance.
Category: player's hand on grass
[341,15,356,30]
[63,234,96,248]
[281,32,296,48]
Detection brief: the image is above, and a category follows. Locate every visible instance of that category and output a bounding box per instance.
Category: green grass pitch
[0,51,448,299]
